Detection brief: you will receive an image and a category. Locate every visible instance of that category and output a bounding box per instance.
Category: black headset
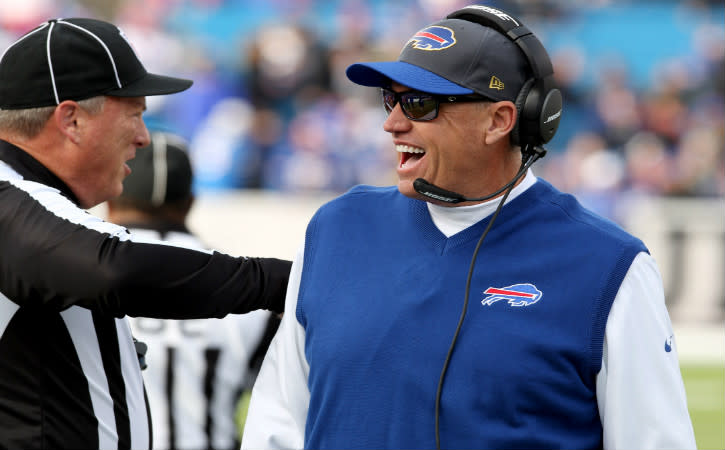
[427,8,563,450]
[447,5,562,150]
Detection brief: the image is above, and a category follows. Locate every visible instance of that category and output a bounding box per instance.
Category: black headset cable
[433,145,546,449]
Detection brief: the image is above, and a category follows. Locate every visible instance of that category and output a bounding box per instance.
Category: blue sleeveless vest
[297,180,647,449]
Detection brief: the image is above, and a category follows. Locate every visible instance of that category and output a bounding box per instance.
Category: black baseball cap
[0,18,193,110]
[122,132,193,207]
[346,18,530,102]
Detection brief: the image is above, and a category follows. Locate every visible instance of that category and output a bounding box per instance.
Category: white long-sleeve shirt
[243,172,696,450]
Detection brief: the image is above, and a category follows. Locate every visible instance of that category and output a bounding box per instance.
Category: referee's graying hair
[0,96,106,139]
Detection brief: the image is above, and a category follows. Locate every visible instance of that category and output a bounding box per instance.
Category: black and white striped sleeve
[0,180,291,317]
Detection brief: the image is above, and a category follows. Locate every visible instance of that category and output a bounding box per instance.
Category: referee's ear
[54,100,82,145]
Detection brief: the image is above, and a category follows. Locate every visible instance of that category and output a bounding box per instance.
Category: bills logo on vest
[407,26,456,50]
[481,283,542,307]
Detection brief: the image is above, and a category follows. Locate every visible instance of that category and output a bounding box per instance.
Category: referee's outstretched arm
[0,183,290,316]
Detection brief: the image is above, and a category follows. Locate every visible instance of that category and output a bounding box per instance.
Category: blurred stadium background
[3,0,722,447]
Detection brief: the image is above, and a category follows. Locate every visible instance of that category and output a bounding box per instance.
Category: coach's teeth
[396,145,425,154]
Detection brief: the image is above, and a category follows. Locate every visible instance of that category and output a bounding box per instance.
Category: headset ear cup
[538,87,563,144]
[510,78,535,147]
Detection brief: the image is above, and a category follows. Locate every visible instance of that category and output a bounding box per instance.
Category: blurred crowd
[1,0,722,222]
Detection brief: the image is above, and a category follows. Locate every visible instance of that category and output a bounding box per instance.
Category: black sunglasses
[381,88,490,121]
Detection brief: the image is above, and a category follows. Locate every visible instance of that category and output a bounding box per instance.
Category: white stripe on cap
[0,21,57,106]
[46,21,60,105]
[0,21,49,66]
[59,20,123,89]
[44,20,124,105]
[151,132,168,206]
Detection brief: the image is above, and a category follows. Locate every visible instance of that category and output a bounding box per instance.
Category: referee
[107,132,281,450]
[0,18,290,449]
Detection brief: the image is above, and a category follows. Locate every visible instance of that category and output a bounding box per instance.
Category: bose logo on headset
[464,5,520,26]
[544,109,562,124]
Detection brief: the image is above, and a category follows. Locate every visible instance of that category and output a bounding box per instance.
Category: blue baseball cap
[346,18,530,102]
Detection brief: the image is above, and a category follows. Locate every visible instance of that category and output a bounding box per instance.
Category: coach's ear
[54,100,82,144]
[484,100,517,146]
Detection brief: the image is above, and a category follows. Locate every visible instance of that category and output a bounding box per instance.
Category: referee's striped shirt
[0,140,290,449]
[126,227,279,450]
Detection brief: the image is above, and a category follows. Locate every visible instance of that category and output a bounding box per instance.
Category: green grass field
[237,364,725,448]
[683,364,725,450]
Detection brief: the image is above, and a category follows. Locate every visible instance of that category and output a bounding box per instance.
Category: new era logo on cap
[489,76,504,90]
[0,18,192,110]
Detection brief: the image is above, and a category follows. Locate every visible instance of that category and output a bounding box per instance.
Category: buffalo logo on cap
[407,26,456,51]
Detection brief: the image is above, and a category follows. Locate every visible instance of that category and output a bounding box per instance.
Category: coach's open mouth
[397,144,425,169]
